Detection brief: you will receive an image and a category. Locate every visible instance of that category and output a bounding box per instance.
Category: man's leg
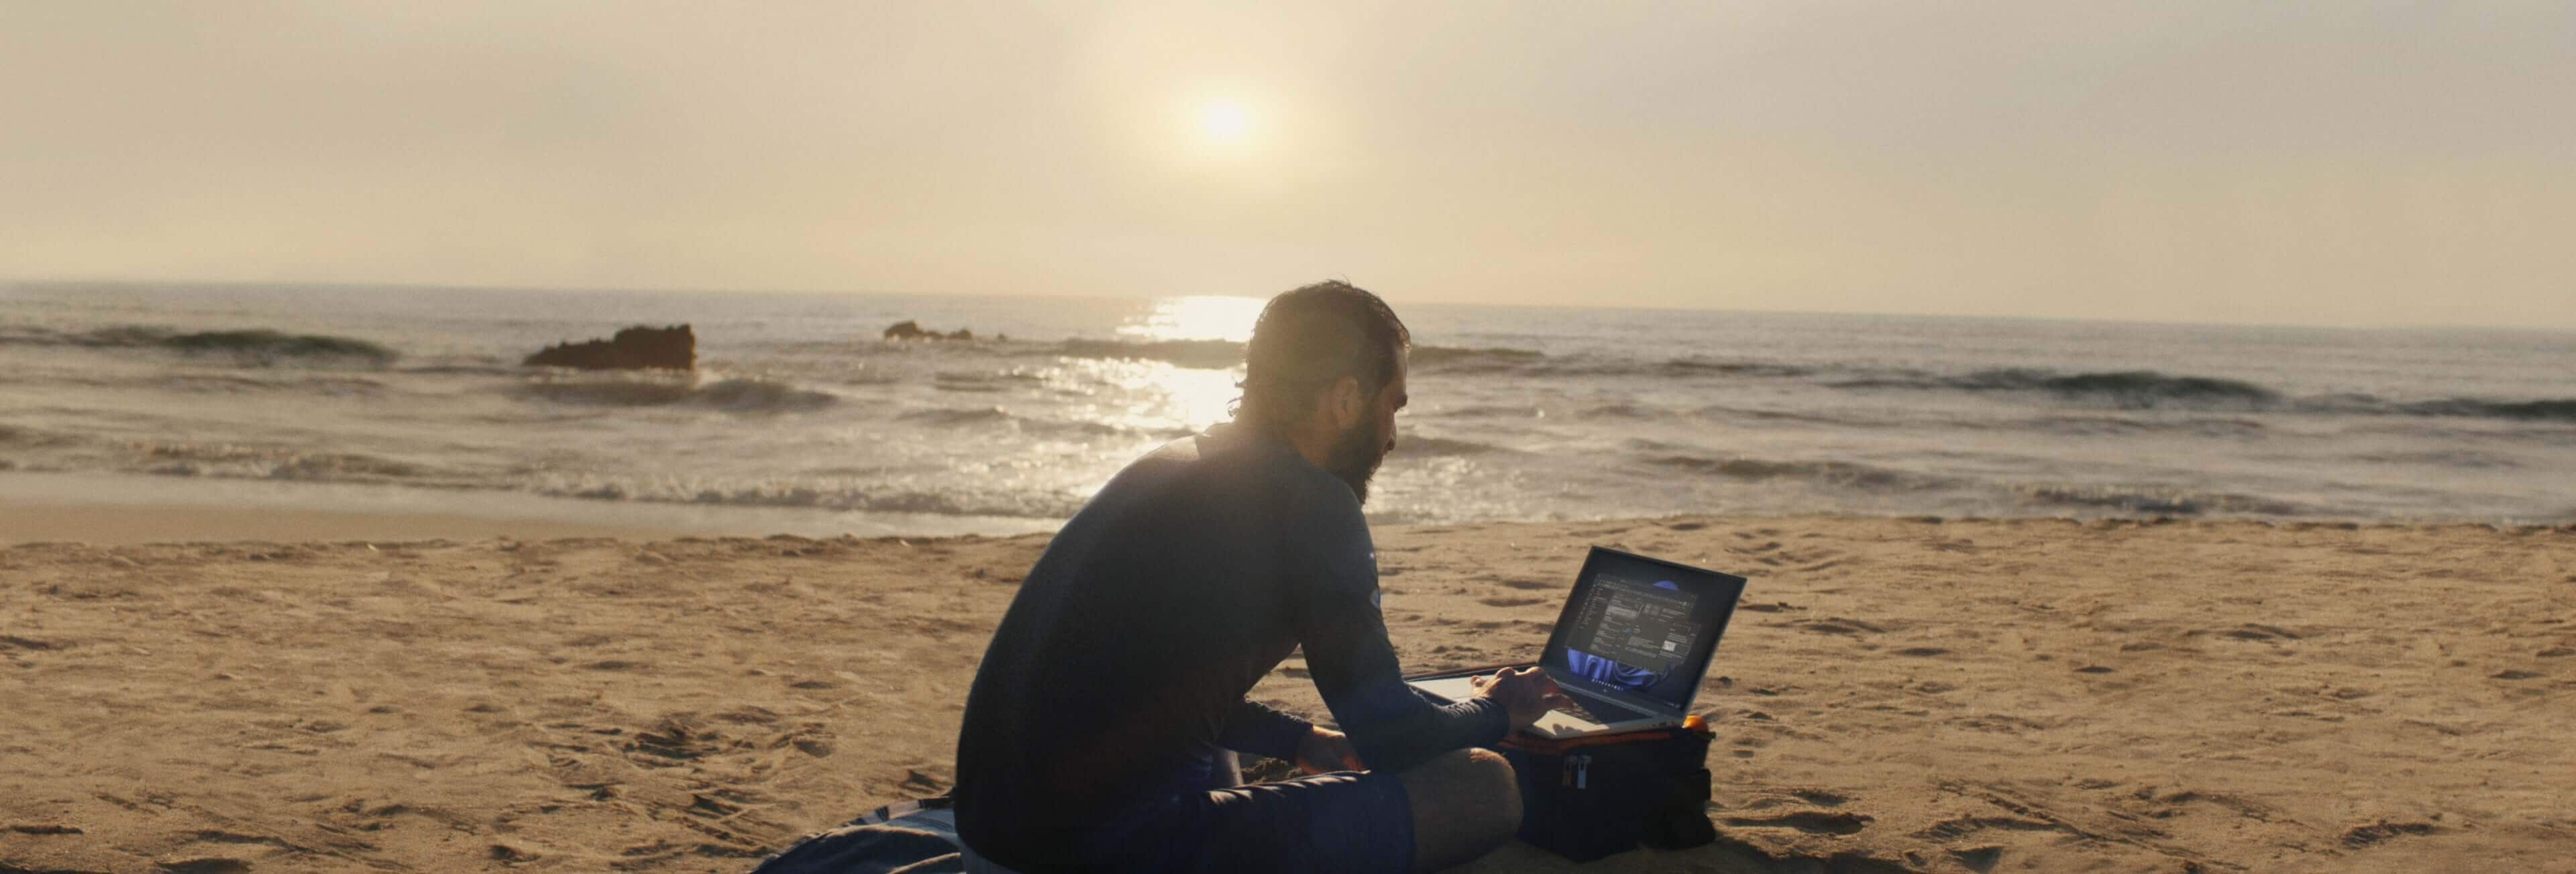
[1394,748,1521,872]
[1081,749,1517,873]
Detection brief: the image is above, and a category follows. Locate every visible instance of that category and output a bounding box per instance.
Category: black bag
[1497,722,1717,861]
[1404,665,1718,862]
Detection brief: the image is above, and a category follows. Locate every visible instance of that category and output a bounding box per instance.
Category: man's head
[1237,280,1411,503]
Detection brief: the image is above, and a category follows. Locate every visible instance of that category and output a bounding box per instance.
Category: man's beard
[1323,415,1390,505]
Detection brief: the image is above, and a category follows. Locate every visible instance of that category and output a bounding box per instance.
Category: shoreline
[5,482,2563,547]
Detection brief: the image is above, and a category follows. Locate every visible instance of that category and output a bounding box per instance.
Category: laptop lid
[1538,547,1748,716]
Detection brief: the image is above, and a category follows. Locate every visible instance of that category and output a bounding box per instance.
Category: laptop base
[1406,665,1682,740]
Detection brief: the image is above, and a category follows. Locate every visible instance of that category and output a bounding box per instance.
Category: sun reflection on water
[1057,296,1258,433]
[1119,295,1266,343]
[1047,359,1243,435]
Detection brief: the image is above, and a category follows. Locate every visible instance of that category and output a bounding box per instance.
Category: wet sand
[3,513,2571,873]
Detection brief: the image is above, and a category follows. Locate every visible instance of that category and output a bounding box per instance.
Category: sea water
[3,282,2570,534]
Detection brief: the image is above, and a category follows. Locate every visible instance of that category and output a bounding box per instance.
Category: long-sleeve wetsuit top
[952,426,1507,868]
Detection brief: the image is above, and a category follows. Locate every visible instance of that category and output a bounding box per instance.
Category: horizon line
[7,276,2569,336]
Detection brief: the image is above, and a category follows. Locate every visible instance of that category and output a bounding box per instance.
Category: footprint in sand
[1796,618,1886,635]
[1947,845,2005,871]
[1721,810,1871,835]
[1910,815,2063,842]
[2341,820,2440,848]
[1477,597,1545,608]
[8,824,85,835]
[2218,623,2300,643]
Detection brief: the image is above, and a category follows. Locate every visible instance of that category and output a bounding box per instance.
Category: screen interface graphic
[1560,572,1701,695]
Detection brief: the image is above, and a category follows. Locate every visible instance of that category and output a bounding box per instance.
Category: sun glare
[1197,99,1252,146]
[1122,295,1266,342]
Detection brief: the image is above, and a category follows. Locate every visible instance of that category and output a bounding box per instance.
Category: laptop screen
[1540,547,1747,712]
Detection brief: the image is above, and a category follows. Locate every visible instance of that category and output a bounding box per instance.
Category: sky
[3,1,2571,329]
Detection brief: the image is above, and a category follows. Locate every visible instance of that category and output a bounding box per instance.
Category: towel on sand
[749,798,967,874]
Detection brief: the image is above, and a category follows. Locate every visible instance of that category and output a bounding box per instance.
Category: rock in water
[883,320,981,342]
[523,325,696,370]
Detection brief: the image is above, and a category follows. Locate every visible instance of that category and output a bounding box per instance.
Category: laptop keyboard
[1556,691,1654,725]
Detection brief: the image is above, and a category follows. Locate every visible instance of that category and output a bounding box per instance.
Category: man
[954,281,1570,873]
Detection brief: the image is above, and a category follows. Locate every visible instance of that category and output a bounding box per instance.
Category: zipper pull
[1576,755,1589,790]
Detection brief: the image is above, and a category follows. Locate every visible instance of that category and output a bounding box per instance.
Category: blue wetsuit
[953,426,1507,872]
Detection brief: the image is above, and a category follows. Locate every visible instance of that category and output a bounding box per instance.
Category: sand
[3,514,2572,873]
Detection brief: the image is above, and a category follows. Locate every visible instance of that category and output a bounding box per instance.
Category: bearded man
[953,281,1567,873]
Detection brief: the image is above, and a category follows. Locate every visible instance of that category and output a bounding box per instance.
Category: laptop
[1407,547,1748,739]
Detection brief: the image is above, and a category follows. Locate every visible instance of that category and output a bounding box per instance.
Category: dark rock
[883,321,989,342]
[524,325,694,370]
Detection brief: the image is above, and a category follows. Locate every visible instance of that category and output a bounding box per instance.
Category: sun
[1197,99,1252,146]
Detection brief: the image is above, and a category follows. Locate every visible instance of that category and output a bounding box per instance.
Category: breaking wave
[0,325,397,364]
[2386,397,2576,423]
[510,375,837,413]
[1390,436,1515,457]
[1831,368,2280,409]
[1408,345,1550,373]
[2007,415,2269,439]
[1820,366,2574,426]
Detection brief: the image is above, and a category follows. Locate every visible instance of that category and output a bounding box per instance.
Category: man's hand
[1293,726,1363,774]
[1470,666,1571,730]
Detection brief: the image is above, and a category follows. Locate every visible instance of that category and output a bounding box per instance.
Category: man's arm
[1216,698,1312,761]
[1285,489,1508,772]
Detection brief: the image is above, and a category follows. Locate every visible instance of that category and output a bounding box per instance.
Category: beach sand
[3,514,2571,873]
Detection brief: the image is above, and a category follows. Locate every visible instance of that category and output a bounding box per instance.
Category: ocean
[3,282,2571,535]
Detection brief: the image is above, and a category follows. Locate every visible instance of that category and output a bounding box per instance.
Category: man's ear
[1328,376,1364,429]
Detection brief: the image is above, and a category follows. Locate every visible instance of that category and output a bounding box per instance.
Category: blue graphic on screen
[1562,647,1662,690]
[1557,574,1701,695]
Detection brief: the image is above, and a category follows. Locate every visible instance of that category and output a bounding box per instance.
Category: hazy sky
[4,1,2571,327]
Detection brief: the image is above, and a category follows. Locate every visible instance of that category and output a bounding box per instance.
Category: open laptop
[1407,547,1748,739]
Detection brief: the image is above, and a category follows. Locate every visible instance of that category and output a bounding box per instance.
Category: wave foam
[1647,455,1950,490]
[127,441,448,484]
[539,479,1085,519]
[511,374,837,413]
[2015,484,2304,516]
